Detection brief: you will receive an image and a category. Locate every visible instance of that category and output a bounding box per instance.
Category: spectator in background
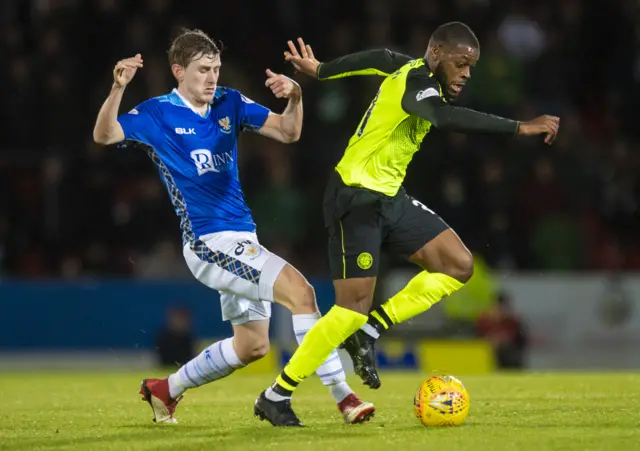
[516,154,585,270]
[133,237,192,279]
[249,143,307,264]
[466,29,526,114]
[476,292,528,369]
[155,306,195,368]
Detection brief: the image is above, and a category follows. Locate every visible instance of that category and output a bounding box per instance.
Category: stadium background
[0,0,638,375]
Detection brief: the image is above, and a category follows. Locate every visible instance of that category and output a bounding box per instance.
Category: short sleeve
[117,102,157,146]
[238,93,270,132]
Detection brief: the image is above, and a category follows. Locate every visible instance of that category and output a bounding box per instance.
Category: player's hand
[265,69,301,101]
[284,38,320,78]
[518,115,560,145]
[113,54,143,88]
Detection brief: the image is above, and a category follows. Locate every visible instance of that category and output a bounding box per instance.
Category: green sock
[369,271,464,332]
[274,305,368,392]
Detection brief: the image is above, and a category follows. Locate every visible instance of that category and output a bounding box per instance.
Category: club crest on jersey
[218,116,232,134]
[190,149,234,175]
[357,252,373,270]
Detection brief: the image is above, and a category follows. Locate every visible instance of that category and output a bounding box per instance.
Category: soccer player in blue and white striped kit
[93,29,374,426]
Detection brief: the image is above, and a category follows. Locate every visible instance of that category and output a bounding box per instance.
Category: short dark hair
[429,22,479,49]
[168,28,221,68]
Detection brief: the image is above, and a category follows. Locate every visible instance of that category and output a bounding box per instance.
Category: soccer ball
[413,375,470,427]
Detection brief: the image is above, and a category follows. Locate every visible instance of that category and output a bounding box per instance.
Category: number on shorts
[412,198,435,215]
[357,88,381,137]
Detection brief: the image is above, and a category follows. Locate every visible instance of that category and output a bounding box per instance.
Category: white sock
[292,313,353,403]
[265,384,290,402]
[168,337,244,399]
[361,322,380,339]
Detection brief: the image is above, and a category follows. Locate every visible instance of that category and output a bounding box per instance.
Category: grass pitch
[1,371,639,451]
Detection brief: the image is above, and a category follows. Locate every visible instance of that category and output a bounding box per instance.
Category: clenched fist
[265,69,301,101]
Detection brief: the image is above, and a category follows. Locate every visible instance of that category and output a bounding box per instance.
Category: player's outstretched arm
[257,69,303,143]
[401,72,559,144]
[284,37,412,81]
[93,54,143,145]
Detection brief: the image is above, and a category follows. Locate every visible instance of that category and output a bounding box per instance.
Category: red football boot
[139,378,182,424]
[338,393,375,424]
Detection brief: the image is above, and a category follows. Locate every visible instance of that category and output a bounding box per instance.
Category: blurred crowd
[0,0,638,278]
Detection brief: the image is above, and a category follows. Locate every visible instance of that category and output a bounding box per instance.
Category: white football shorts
[183,231,287,325]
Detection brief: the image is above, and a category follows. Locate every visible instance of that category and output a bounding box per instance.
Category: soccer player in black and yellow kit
[254,22,559,426]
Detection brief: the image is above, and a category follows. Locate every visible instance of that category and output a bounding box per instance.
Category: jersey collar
[171,88,211,118]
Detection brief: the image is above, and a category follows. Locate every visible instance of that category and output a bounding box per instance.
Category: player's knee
[274,265,318,314]
[236,338,270,363]
[444,250,474,283]
[287,280,317,314]
[249,340,270,361]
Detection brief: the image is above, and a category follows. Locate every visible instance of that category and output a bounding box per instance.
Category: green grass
[1,371,640,451]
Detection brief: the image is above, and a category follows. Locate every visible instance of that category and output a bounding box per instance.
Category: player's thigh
[323,174,384,281]
[410,228,474,283]
[183,230,286,304]
[385,194,451,264]
[387,194,473,282]
[323,174,382,313]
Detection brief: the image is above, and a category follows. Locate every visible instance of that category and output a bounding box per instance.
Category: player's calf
[232,321,271,364]
[329,277,382,389]
[163,337,245,404]
[333,277,377,315]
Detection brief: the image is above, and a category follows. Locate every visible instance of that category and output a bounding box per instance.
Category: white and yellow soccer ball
[414,375,470,427]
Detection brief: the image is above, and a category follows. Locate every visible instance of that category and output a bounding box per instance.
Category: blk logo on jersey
[176,127,196,135]
[190,149,235,175]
